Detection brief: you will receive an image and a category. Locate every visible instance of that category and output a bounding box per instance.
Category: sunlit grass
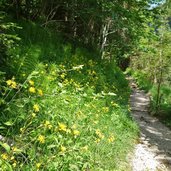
[0,21,139,170]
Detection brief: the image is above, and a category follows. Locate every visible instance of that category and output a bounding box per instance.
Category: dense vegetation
[0,0,170,170]
[129,2,171,127]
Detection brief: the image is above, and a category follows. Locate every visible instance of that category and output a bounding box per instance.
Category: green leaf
[47,144,56,149]
[0,142,11,153]
[0,126,6,130]
[4,121,13,126]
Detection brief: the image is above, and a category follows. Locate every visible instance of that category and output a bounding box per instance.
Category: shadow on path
[129,80,171,170]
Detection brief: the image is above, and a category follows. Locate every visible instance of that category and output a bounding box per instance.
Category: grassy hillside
[0,21,138,170]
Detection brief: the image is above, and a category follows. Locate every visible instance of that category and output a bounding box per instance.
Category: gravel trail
[129,81,171,171]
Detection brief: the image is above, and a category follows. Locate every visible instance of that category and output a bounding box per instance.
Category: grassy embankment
[0,20,139,170]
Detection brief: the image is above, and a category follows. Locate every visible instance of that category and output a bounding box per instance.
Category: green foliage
[0,21,138,170]
[130,1,171,125]
[130,69,153,92]
[130,68,171,128]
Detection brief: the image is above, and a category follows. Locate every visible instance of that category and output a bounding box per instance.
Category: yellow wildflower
[29,80,34,86]
[60,73,66,79]
[108,135,115,143]
[95,138,101,144]
[36,163,41,169]
[1,153,8,160]
[6,80,17,89]
[32,113,36,117]
[102,107,109,113]
[37,89,43,96]
[6,80,12,86]
[44,121,50,126]
[95,129,104,139]
[58,123,67,132]
[29,87,36,93]
[60,146,66,153]
[20,127,25,133]
[10,156,15,160]
[12,147,17,152]
[33,104,39,112]
[81,146,88,151]
[11,81,17,89]
[73,130,80,136]
[37,135,45,144]
[44,121,52,129]
[12,161,17,167]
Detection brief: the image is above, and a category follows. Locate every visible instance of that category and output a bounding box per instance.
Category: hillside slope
[0,21,139,170]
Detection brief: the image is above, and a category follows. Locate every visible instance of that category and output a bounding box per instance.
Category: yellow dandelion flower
[1,153,8,160]
[60,146,66,153]
[73,130,80,136]
[37,89,43,96]
[29,87,36,93]
[58,123,67,132]
[29,80,34,86]
[33,104,39,112]
[37,135,45,144]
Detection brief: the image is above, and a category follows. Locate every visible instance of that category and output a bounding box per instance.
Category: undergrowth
[0,20,139,170]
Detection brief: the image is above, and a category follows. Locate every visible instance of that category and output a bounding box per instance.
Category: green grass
[0,20,139,170]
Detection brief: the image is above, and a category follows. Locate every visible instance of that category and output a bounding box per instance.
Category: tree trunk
[100,18,111,60]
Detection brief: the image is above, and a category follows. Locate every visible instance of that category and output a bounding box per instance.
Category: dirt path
[129,80,171,171]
